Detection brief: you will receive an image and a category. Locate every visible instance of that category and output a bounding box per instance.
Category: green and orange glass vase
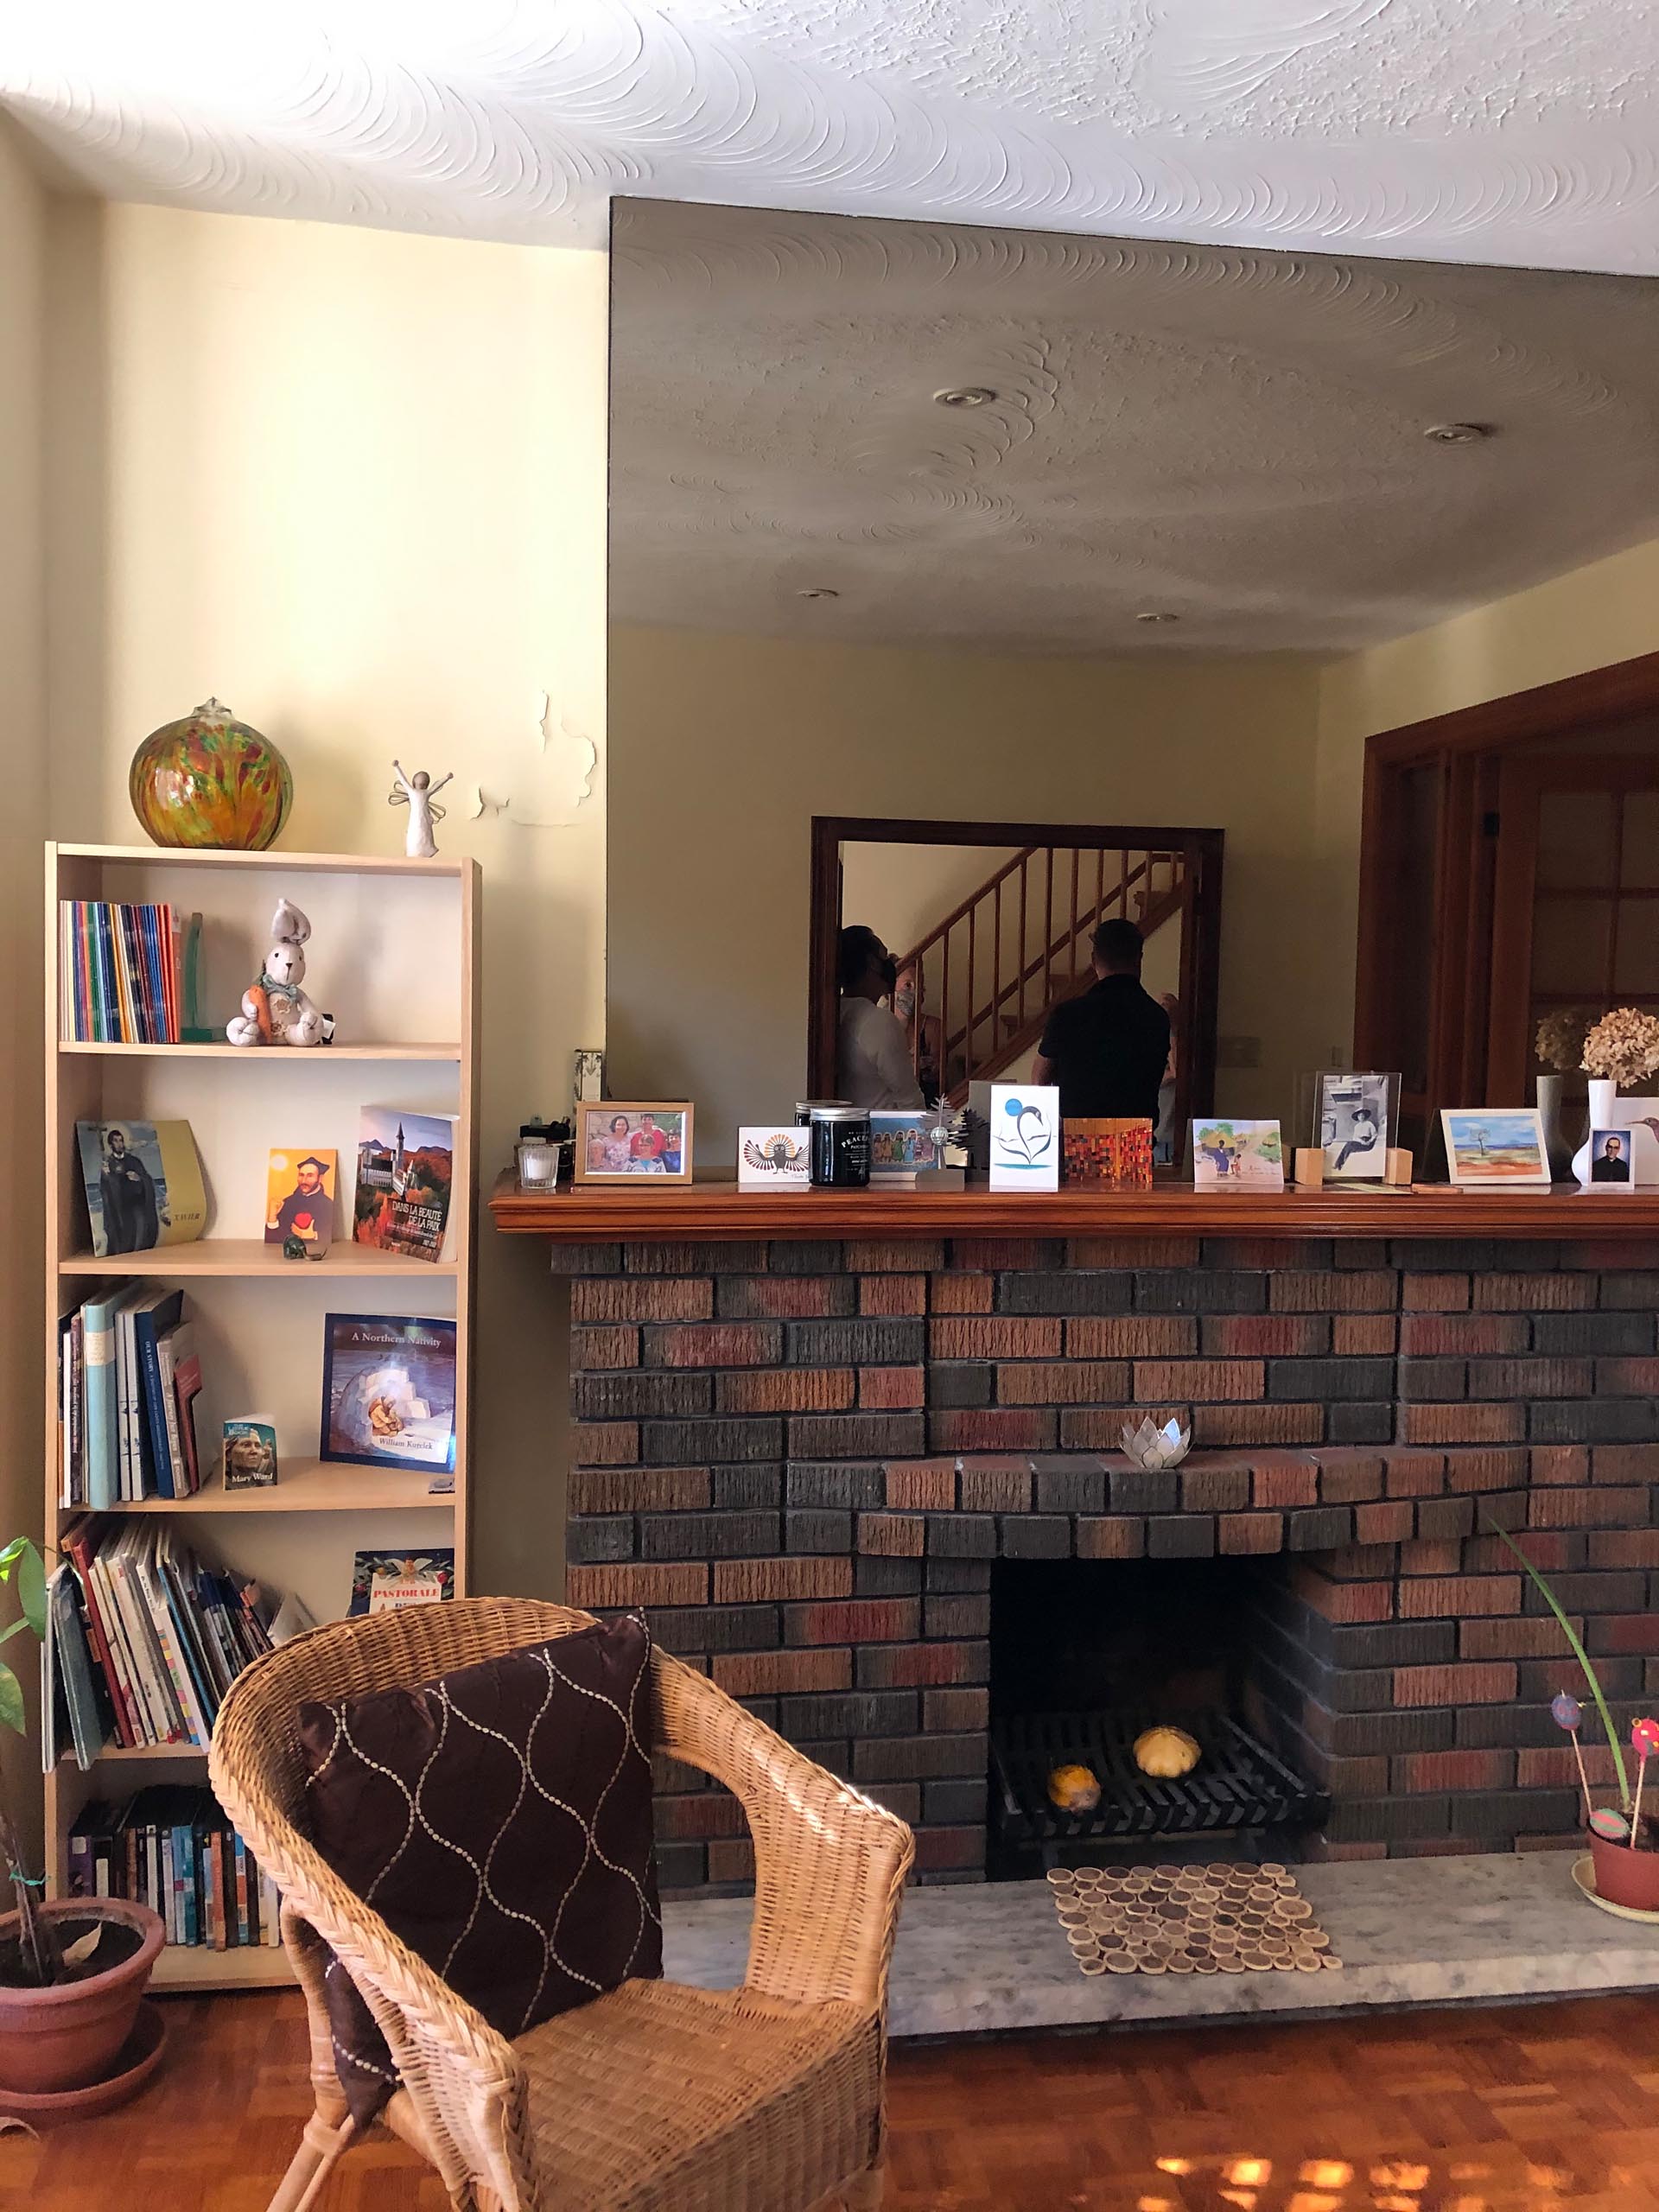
[128,697,292,850]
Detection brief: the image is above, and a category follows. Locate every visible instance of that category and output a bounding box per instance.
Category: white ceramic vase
[1571,1077,1618,1186]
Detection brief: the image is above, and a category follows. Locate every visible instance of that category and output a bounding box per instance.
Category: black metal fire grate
[990,1708,1329,1847]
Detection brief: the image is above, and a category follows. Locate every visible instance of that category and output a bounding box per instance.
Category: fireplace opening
[986,1557,1328,1877]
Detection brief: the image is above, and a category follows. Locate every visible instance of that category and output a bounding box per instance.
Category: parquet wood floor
[3,1993,1659,2210]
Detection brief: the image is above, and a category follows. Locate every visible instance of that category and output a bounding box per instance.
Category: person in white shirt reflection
[837,925,925,1110]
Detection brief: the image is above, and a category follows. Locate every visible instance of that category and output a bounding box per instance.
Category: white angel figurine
[390,760,454,859]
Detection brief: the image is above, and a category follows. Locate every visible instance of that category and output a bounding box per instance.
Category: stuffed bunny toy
[226,898,327,1046]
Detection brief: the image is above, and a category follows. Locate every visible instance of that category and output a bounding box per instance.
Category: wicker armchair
[210,1599,914,2212]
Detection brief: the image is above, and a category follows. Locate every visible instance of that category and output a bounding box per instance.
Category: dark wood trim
[809,813,1225,1109]
[490,1168,1659,1243]
[1363,646,1659,767]
[1354,646,1659,1109]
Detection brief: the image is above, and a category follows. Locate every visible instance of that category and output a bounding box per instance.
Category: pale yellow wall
[44,202,610,1597]
[607,623,1326,1144]
[0,122,48,1837]
[1313,536,1659,1054]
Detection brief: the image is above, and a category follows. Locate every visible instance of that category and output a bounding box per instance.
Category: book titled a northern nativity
[321,1313,456,1475]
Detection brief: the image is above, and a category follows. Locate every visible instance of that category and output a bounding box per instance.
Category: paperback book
[66,1789,283,1949]
[264,1147,337,1249]
[59,1289,203,1509]
[348,1549,455,1616]
[75,1119,207,1259]
[321,1313,457,1473]
[353,1106,454,1263]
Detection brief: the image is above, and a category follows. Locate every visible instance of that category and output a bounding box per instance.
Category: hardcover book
[321,1313,457,1473]
[75,1120,207,1260]
[352,1108,454,1263]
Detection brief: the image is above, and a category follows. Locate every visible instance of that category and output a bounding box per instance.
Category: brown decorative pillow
[297,1613,662,2125]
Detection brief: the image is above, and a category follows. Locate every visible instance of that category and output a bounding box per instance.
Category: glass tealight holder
[516,1134,565,1192]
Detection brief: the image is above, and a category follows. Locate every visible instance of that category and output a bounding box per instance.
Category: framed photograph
[1316,1072,1397,1182]
[1192,1119,1285,1191]
[1589,1128,1636,1188]
[1440,1108,1551,1189]
[575,1102,693,1184]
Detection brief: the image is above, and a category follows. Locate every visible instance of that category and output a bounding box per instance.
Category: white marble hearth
[663,1854,1659,2039]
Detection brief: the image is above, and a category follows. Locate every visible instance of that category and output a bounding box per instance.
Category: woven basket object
[210,1599,914,2212]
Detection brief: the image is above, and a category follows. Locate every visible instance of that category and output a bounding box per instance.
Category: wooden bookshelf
[44,842,480,1993]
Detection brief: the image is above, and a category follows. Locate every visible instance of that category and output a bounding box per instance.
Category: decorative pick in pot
[1630,1718,1659,1847]
[1590,1806,1631,1843]
[1551,1690,1595,1829]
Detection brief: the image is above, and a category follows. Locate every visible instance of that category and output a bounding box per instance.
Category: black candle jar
[809,1104,870,1188]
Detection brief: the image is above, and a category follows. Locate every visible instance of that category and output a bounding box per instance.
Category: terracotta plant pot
[1588,1827,1659,1914]
[0,1898,165,2097]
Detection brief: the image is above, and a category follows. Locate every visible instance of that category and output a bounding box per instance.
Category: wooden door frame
[808,814,1225,1109]
[1354,645,1659,1122]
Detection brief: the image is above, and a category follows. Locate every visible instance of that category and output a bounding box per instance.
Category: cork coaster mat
[1046,1861,1342,1979]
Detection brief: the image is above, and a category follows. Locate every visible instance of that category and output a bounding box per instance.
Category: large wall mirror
[604,198,1659,1163]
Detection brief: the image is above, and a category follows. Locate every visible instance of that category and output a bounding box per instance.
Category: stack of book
[58,1288,203,1509]
[67,1789,282,1950]
[45,1521,288,1760]
[58,900,200,1045]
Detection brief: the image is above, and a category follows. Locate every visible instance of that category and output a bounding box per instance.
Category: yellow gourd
[1133,1726,1201,1778]
[1046,1762,1101,1813]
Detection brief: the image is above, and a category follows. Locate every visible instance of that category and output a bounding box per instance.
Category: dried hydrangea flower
[1582,1007,1659,1089]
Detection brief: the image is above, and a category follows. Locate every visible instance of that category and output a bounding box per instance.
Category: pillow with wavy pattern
[296,1612,662,2125]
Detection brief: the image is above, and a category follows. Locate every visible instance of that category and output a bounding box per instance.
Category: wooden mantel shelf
[489,1171,1659,1243]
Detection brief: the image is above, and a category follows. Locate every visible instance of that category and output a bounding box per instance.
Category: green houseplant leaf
[1486,1518,1630,1805]
[0,1662,25,1738]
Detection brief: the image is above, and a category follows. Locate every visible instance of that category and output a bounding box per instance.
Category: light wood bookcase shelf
[45,842,480,1994]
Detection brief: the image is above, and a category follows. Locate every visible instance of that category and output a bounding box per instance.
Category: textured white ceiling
[610,200,1659,657]
[4,3,1659,272]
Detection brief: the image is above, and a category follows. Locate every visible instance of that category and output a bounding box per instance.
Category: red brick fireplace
[535,1220,1659,1891]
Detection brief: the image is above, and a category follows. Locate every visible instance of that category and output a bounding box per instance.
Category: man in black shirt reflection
[1033,919,1171,1124]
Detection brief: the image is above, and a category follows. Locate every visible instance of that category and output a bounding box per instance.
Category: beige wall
[1312,536,1659,1053]
[607,623,1327,1147]
[44,203,611,1597]
[0,124,48,1837]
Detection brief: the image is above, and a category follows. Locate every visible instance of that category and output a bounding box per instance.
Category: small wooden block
[1384,1147,1414,1186]
[1293,1147,1325,1187]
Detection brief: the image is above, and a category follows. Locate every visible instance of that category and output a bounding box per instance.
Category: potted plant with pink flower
[1492,1522,1659,1911]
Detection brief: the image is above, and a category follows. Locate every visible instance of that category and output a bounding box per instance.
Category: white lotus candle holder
[1120,1414,1192,1471]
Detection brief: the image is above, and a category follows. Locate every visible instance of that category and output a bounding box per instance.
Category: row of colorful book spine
[68,1786,281,1949]
[48,1519,276,1758]
[58,1287,203,1510]
[59,899,199,1044]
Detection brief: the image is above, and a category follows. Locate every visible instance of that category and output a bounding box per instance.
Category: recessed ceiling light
[1135,610,1179,625]
[933,385,996,408]
[796,586,840,600]
[1424,421,1495,444]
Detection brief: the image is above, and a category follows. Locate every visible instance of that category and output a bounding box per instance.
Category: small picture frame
[575,1102,694,1184]
[739,1126,810,1187]
[1588,1128,1635,1188]
[1192,1119,1284,1191]
[1315,1071,1398,1183]
[1440,1108,1551,1190]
